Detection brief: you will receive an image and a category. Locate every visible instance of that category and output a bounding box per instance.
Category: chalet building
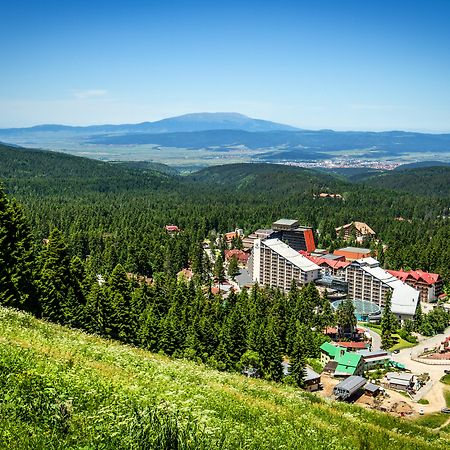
[319,342,364,376]
[334,246,372,261]
[224,228,244,243]
[224,249,249,265]
[335,221,376,243]
[252,238,320,291]
[282,363,321,392]
[335,341,369,352]
[301,251,350,278]
[387,269,443,303]
[324,326,366,342]
[364,383,381,397]
[345,257,419,321]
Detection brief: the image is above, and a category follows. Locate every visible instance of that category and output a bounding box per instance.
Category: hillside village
[173,217,450,416]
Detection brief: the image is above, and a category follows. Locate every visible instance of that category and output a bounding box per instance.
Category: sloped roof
[355,259,419,316]
[335,350,362,368]
[336,341,367,349]
[305,366,321,382]
[301,252,351,270]
[334,375,366,392]
[387,269,440,286]
[262,238,320,273]
[320,341,339,357]
[336,221,376,235]
[365,382,380,393]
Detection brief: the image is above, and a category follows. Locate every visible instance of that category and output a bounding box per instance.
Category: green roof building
[320,342,364,376]
[334,350,363,376]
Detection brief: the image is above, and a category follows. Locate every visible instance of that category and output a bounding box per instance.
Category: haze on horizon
[1,0,450,133]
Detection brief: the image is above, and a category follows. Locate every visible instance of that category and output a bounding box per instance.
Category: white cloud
[73,89,108,100]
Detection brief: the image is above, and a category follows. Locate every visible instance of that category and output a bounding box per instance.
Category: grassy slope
[1,308,449,450]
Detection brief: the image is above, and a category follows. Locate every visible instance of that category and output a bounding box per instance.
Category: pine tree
[413,302,423,332]
[227,255,239,279]
[84,282,107,335]
[105,264,132,341]
[0,189,37,312]
[39,228,71,324]
[261,318,283,381]
[290,325,308,387]
[381,290,397,349]
[336,298,357,337]
[213,254,225,282]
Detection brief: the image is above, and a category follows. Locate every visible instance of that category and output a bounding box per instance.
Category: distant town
[281,159,402,170]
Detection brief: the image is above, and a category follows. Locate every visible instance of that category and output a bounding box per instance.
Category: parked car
[444,369,450,374]
[441,408,450,414]
[393,349,400,354]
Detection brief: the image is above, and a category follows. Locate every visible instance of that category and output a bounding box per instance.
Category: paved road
[360,326,382,350]
[362,325,450,412]
[389,326,450,413]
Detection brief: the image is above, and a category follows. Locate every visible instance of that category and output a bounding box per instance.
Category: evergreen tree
[381,290,397,349]
[261,318,283,381]
[336,299,357,337]
[105,264,132,341]
[213,254,225,282]
[0,189,37,312]
[39,228,71,324]
[290,325,308,388]
[413,302,423,332]
[227,255,239,279]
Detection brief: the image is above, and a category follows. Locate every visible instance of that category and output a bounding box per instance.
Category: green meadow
[0,307,449,449]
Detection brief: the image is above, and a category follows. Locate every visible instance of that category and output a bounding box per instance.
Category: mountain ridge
[0,112,299,134]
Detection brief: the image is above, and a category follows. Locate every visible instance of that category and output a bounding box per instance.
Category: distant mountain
[0,112,299,136]
[3,113,450,164]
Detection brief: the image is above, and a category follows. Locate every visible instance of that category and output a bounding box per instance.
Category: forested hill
[188,162,347,193]
[360,166,450,198]
[1,144,449,278]
[0,143,174,195]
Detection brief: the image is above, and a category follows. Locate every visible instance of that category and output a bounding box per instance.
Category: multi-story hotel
[252,238,321,291]
[242,218,316,252]
[345,257,419,321]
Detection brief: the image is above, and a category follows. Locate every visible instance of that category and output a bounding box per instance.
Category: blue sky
[1,0,450,131]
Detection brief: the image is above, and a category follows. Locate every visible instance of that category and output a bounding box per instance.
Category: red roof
[225,231,239,241]
[324,327,338,334]
[165,225,180,232]
[336,341,367,349]
[224,249,249,264]
[387,269,440,286]
[300,251,351,270]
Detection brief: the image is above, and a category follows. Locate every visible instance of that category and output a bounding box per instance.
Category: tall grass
[0,307,449,449]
